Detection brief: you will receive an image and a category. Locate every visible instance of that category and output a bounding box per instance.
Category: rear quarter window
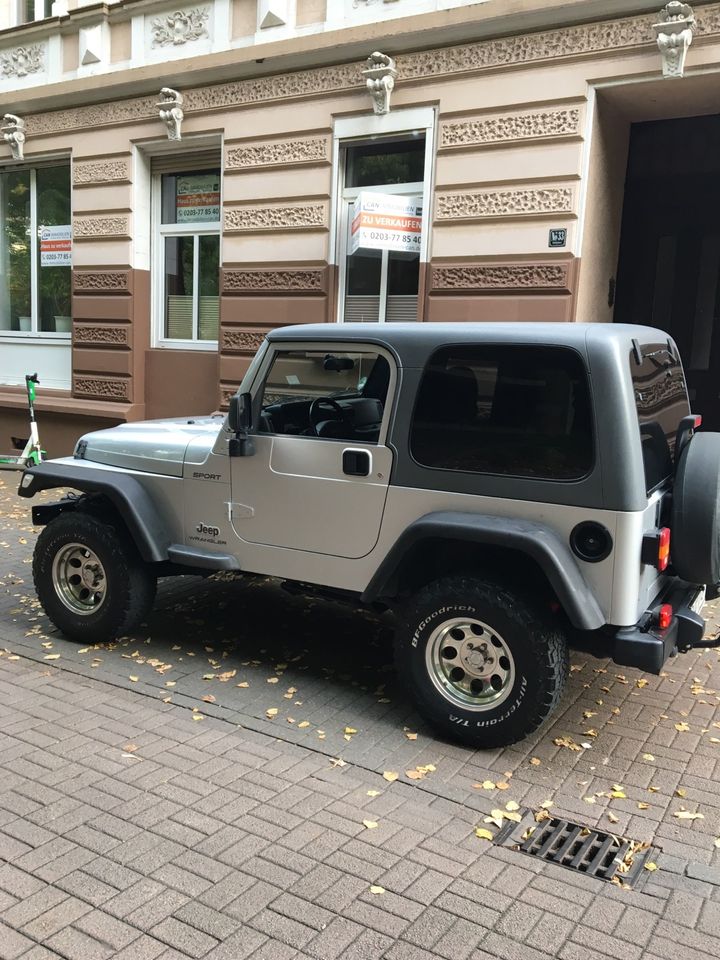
[410,345,593,480]
[630,344,690,493]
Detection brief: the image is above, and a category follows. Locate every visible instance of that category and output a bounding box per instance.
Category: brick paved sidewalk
[3,477,720,958]
[1,650,720,960]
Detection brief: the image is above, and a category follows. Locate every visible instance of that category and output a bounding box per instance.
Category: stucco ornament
[654,3,696,78]
[2,114,25,161]
[151,9,209,47]
[157,87,184,141]
[0,45,44,78]
[363,51,397,115]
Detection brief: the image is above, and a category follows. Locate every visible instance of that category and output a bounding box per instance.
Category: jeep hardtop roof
[266,322,674,367]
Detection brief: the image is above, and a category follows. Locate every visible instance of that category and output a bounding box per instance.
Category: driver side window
[256,348,390,444]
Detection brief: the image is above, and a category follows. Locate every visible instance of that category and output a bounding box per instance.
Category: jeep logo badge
[196,523,220,537]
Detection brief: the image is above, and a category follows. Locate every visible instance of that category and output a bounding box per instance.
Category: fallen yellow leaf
[298,721,310,729]
[43,654,60,660]
[345,727,358,735]
[530,757,541,766]
[129,676,139,682]
[642,753,655,762]
[367,790,380,797]
[607,812,619,824]
[237,681,249,688]
[644,862,658,872]
[369,886,385,894]
[505,801,520,812]
[474,828,494,841]
[363,820,378,830]
[266,708,278,718]
[674,810,704,820]
[383,771,399,782]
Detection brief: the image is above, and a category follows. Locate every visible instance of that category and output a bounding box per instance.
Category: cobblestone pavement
[2,475,720,959]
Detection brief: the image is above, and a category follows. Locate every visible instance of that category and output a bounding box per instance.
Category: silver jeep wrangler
[18,323,720,747]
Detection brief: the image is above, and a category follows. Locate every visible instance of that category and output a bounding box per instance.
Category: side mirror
[228,392,252,433]
[227,392,255,457]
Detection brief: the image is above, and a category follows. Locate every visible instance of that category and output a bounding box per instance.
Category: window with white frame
[153,162,221,347]
[0,161,72,337]
[334,109,434,323]
[18,0,53,24]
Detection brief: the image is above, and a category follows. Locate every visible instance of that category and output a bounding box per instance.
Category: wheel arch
[18,463,170,563]
[362,512,605,631]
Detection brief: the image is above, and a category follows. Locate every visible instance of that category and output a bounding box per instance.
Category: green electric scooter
[0,373,46,471]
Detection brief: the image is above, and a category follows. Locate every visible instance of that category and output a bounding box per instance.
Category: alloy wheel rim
[426,617,515,711]
[52,543,107,616]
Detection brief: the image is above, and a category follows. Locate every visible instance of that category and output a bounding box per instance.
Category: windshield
[630,343,690,493]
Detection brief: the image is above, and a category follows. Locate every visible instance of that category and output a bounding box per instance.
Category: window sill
[154,339,219,352]
[0,334,71,344]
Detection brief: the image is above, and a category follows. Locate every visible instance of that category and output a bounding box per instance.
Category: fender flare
[18,462,171,563]
[361,511,605,631]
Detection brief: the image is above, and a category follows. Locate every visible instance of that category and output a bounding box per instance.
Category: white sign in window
[176,173,221,224]
[40,225,72,267]
[350,192,423,255]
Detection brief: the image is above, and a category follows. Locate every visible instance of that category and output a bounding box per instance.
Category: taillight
[642,527,671,571]
[658,604,672,630]
[658,527,670,572]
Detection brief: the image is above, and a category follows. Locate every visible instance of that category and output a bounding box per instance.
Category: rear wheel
[33,511,156,643]
[395,576,568,748]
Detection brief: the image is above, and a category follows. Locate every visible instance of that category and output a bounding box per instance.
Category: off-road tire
[33,511,156,644]
[395,576,569,749]
[672,432,720,585]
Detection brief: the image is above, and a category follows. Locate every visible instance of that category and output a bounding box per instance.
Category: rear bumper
[613,580,709,674]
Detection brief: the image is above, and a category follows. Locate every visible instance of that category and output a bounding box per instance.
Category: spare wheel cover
[671,432,720,585]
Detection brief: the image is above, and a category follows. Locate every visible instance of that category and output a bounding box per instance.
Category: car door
[229,343,395,559]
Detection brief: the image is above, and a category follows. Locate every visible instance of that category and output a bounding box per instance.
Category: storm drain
[496,813,656,888]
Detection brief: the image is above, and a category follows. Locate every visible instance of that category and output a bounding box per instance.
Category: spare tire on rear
[672,432,720,585]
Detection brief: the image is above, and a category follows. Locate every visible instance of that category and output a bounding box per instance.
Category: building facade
[0,0,717,452]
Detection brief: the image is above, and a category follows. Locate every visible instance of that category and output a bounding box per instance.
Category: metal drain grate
[497,814,655,888]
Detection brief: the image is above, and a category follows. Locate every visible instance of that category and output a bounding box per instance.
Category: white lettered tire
[395,576,569,748]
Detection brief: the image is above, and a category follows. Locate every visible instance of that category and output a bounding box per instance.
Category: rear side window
[410,345,593,480]
[630,343,690,493]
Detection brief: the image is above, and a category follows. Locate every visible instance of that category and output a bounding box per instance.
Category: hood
[74,416,224,477]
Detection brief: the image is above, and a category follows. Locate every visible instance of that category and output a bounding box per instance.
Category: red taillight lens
[658,603,673,630]
[658,527,670,572]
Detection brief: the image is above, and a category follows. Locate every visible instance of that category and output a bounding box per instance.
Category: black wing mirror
[228,392,255,457]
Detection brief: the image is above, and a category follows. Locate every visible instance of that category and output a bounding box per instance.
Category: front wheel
[33,511,156,644]
[395,577,569,748]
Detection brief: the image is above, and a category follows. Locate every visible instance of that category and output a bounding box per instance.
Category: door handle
[342,449,370,477]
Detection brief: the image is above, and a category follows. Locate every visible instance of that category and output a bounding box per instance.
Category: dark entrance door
[615,115,720,429]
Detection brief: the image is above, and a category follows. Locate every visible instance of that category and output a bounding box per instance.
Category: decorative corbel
[363,51,397,116]
[157,87,184,141]
[2,114,25,161]
[654,2,696,78]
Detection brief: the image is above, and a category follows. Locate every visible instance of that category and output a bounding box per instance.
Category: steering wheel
[309,397,346,436]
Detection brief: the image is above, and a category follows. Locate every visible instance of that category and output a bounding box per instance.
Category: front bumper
[613,580,711,674]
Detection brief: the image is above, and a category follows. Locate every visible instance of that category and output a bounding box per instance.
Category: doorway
[615,115,720,429]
